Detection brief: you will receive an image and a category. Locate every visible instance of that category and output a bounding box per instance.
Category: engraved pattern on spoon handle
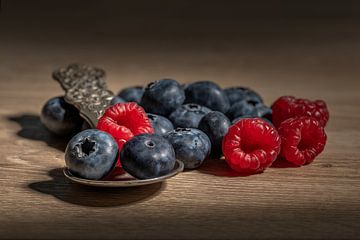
[52,64,114,128]
[65,87,114,128]
[52,63,107,90]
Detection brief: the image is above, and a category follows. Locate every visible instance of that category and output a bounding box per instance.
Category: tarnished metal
[53,64,185,186]
[52,64,114,128]
[63,160,184,187]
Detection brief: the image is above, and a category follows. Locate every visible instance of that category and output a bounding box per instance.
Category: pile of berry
[41,80,329,180]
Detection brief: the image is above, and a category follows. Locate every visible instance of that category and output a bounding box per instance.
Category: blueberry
[227,100,272,121]
[198,111,231,158]
[181,83,189,90]
[224,87,263,105]
[164,128,211,169]
[65,129,118,180]
[147,113,174,136]
[40,96,83,136]
[118,86,144,104]
[140,79,185,116]
[226,100,259,120]
[120,134,176,179]
[184,81,230,113]
[255,105,272,122]
[169,103,211,128]
[110,96,125,105]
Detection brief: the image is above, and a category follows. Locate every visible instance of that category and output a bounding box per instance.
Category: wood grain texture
[0,1,360,239]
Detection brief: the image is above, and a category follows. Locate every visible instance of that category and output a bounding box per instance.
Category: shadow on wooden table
[270,157,300,168]
[197,158,256,177]
[198,157,299,176]
[8,114,69,152]
[29,168,164,207]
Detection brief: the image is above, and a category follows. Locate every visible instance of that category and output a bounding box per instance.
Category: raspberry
[271,96,329,128]
[278,117,327,166]
[222,118,281,173]
[97,102,154,151]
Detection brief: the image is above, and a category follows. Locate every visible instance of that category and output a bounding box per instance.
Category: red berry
[271,96,329,128]
[97,102,154,151]
[222,118,281,173]
[278,117,327,166]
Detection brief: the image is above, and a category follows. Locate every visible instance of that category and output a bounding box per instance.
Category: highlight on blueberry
[118,86,144,104]
[110,96,125,105]
[140,79,185,116]
[226,99,272,121]
[184,81,230,113]
[254,105,272,122]
[65,129,119,180]
[164,128,211,169]
[224,87,263,105]
[147,113,174,136]
[198,111,231,158]
[169,103,211,128]
[120,133,176,179]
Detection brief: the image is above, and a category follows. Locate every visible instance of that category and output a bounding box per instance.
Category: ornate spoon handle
[52,63,114,128]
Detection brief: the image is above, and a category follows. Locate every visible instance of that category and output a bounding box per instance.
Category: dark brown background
[0,1,359,239]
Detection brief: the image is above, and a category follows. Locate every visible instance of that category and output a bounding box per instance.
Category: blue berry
[198,111,231,158]
[120,134,176,179]
[40,96,83,136]
[255,105,272,122]
[118,86,144,104]
[224,87,263,105]
[110,96,125,105]
[147,113,174,136]
[169,103,211,128]
[227,100,273,121]
[181,83,189,90]
[226,100,259,120]
[184,81,230,113]
[65,129,118,180]
[228,100,273,120]
[164,128,211,169]
[140,79,185,116]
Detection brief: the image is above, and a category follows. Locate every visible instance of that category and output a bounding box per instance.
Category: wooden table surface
[0,1,360,239]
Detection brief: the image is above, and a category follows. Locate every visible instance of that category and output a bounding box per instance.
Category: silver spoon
[53,64,184,187]
[63,160,184,187]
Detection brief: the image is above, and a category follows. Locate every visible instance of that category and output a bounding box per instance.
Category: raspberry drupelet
[97,102,154,151]
[271,96,329,128]
[278,116,327,166]
[222,118,281,174]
